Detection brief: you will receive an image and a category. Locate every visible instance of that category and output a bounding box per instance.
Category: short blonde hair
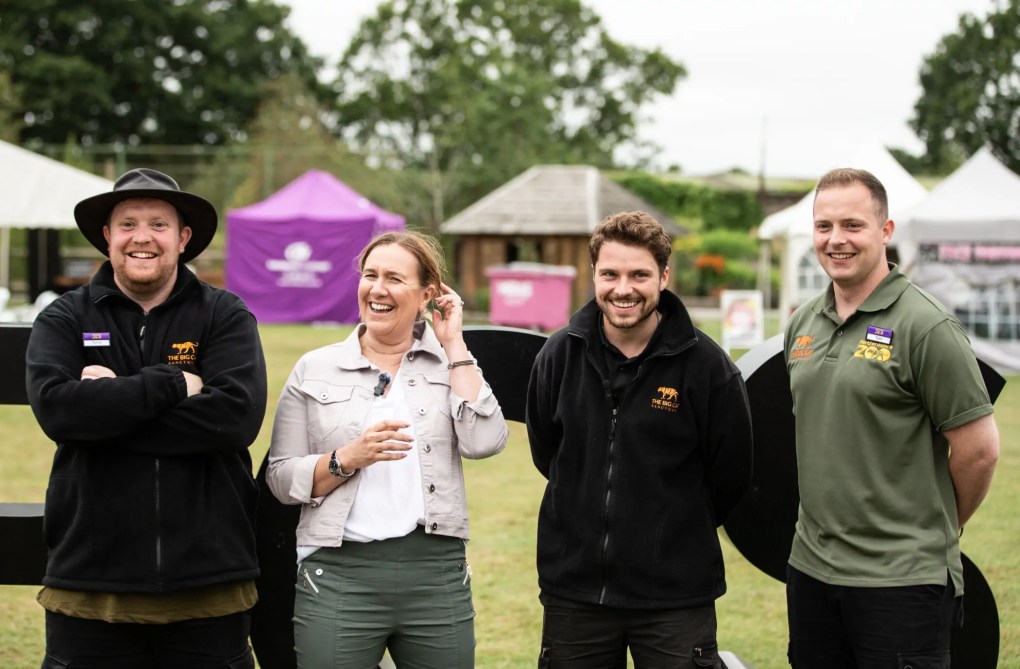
[815,168,889,221]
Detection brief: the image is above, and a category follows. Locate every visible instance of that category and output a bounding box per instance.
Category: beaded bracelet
[447,359,475,369]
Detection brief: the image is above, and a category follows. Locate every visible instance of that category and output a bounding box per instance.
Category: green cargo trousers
[293,526,475,669]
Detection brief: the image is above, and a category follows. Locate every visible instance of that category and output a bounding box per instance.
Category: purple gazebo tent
[226,170,406,323]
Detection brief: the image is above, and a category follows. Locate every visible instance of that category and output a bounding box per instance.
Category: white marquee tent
[898,147,1020,263]
[899,147,1020,373]
[757,144,928,323]
[0,140,114,289]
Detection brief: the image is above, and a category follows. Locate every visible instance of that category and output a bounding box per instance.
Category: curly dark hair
[589,211,672,272]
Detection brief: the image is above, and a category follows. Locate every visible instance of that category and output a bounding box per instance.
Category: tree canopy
[0,0,324,146]
[911,0,1020,173]
[334,0,686,224]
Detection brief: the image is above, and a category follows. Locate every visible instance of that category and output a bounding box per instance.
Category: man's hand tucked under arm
[81,365,116,380]
[182,370,204,397]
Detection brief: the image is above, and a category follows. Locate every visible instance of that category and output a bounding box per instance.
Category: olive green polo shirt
[784,268,993,595]
[37,580,257,624]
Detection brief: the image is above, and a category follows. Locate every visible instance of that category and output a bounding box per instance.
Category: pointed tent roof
[440,165,686,237]
[902,147,1020,241]
[0,140,114,230]
[229,169,404,229]
[758,144,928,240]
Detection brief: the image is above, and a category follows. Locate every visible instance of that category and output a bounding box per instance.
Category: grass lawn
[1,319,1017,668]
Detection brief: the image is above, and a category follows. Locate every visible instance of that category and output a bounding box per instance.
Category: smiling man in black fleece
[26,168,267,669]
[526,210,753,669]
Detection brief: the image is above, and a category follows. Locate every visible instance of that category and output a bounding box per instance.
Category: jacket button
[424,444,431,453]
[428,484,435,493]
[418,408,426,415]
[320,392,328,400]
[431,522,438,531]
[408,378,416,386]
[407,352,415,361]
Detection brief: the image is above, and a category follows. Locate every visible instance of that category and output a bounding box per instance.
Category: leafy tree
[887,146,928,175]
[335,0,685,227]
[0,0,324,146]
[911,0,1020,173]
[204,74,381,210]
[0,69,21,141]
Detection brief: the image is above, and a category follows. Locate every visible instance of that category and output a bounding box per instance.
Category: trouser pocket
[226,646,255,669]
[41,654,70,669]
[897,650,950,669]
[692,641,720,668]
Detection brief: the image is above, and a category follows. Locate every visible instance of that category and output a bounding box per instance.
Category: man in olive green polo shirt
[783,167,1000,668]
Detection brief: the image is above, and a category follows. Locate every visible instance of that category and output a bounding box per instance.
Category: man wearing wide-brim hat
[25,168,268,668]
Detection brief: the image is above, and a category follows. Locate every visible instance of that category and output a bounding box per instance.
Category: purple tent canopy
[226,170,406,323]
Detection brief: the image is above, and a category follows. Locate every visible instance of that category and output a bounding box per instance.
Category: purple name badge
[82,332,111,348]
[865,325,892,345]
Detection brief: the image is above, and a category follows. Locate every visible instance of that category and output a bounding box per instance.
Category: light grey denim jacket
[266,322,508,547]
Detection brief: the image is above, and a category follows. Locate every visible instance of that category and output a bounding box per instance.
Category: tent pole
[0,227,9,289]
[756,241,771,310]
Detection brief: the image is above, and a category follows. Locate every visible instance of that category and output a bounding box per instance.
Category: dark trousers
[42,609,254,669]
[786,566,960,669]
[538,593,720,669]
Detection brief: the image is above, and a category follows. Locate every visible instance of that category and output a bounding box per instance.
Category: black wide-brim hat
[74,168,218,264]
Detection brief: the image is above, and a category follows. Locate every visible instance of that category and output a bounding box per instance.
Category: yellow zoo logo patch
[854,340,892,363]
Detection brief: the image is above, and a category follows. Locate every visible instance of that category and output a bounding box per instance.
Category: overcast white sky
[279,0,997,178]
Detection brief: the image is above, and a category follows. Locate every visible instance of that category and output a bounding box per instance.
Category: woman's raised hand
[430,282,465,347]
[340,419,413,469]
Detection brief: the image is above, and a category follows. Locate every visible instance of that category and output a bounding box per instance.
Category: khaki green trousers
[293,527,475,669]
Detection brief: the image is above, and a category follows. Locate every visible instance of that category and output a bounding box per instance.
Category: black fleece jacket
[526,290,752,609]
[26,262,268,593]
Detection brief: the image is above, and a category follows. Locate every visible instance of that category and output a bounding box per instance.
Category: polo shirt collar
[811,263,910,316]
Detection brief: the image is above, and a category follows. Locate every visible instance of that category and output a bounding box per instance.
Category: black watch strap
[328,450,356,478]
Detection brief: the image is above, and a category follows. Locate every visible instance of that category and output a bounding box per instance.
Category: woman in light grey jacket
[266,231,508,669]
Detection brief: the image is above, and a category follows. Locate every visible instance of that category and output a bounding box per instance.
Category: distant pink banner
[974,245,1020,262]
[925,243,1020,264]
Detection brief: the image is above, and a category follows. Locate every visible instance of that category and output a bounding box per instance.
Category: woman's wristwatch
[328,450,357,478]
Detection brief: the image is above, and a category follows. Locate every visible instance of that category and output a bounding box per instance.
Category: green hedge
[613,173,763,232]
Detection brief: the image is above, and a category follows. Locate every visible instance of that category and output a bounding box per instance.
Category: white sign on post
[720,289,765,353]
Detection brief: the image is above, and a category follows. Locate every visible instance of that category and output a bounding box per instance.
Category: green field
[1,321,1017,668]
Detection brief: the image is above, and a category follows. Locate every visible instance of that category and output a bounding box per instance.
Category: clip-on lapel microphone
[373,372,392,397]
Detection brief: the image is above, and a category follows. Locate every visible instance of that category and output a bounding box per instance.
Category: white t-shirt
[342,367,426,542]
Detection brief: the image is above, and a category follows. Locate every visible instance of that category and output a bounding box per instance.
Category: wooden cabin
[440,165,686,312]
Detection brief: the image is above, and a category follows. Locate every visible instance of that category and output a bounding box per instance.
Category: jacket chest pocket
[422,372,454,420]
[412,372,455,450]
[299,380,358,446]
